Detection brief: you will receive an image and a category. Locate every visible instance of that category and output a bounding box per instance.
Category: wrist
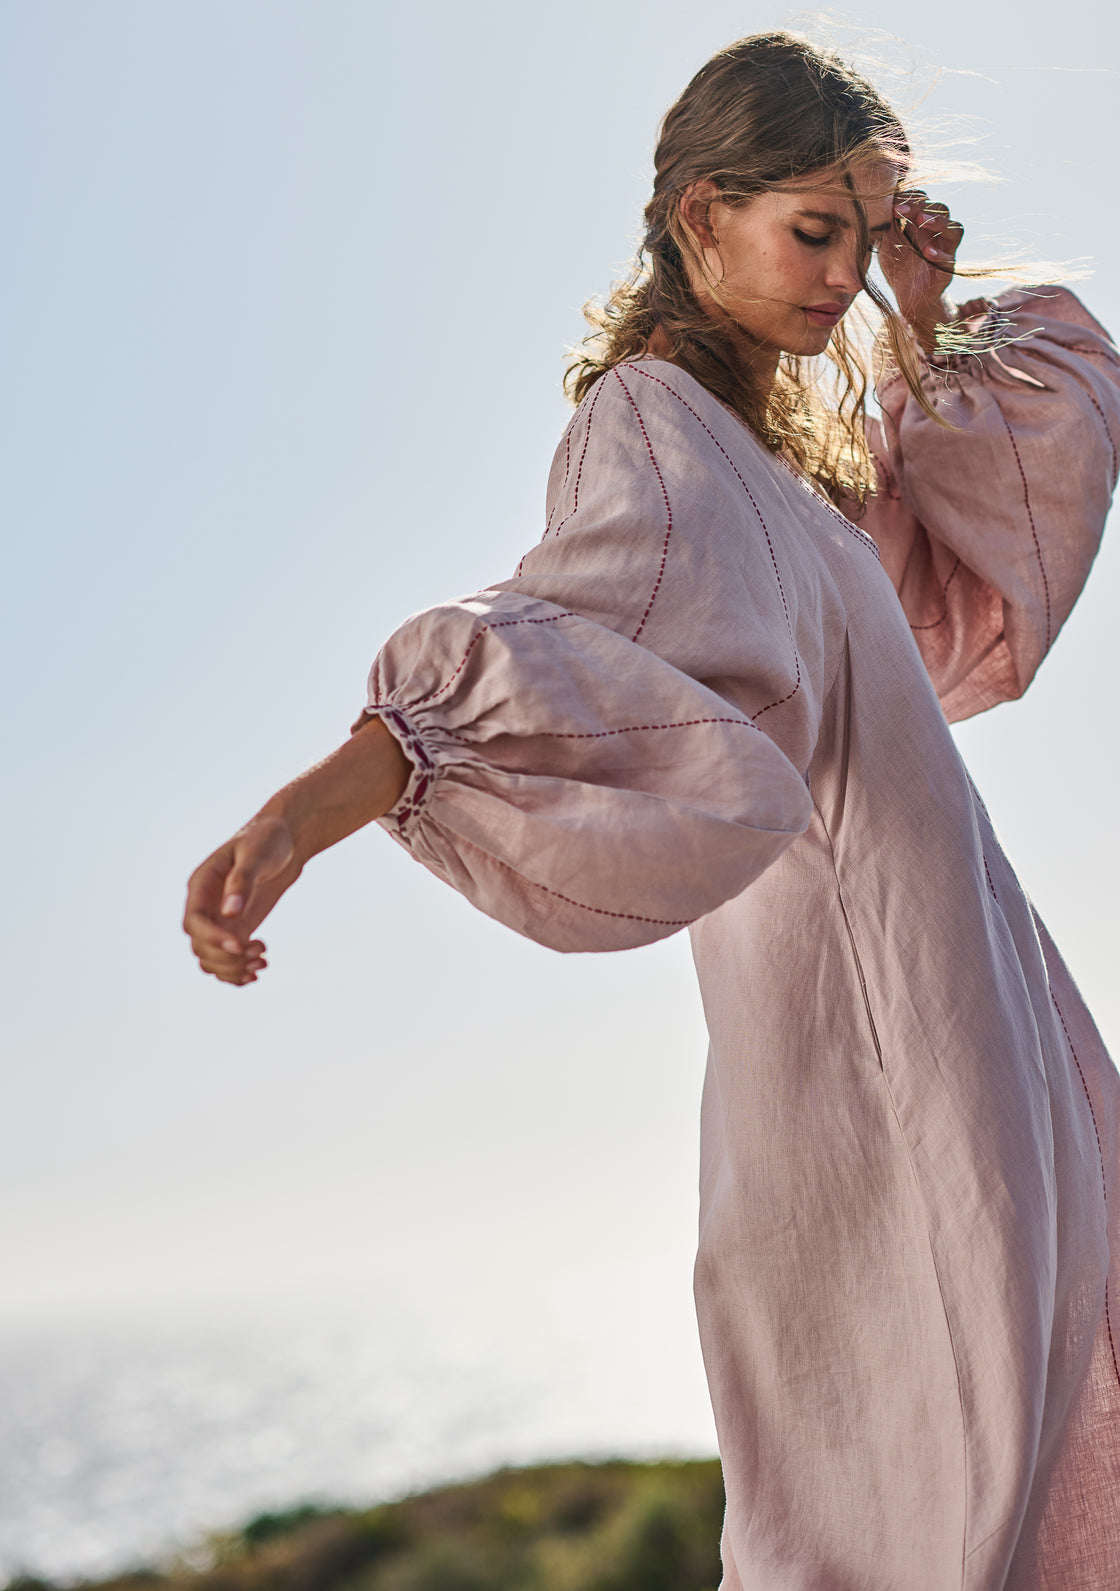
[257,718,412,865]
[907,296,954,356]
[253,797,311,866]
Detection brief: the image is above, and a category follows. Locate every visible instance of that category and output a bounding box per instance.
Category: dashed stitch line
[611,368,672,643]
[997,408,1052,651]
[910,557,962,632]
[488,849,693,929]
[1064,345,1120,365]
[1050,990,1120,1394]
[439,714,765,744]
[773,453,883,563]
[407,612,576,710]
[982,856,999,903]
[1082,385,1119,483]
[521,713,763,741]
[544,380,604,547]
[624,365,802,721]
[517,391,601,575]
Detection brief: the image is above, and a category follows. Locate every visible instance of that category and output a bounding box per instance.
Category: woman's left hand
[879,191,964,354]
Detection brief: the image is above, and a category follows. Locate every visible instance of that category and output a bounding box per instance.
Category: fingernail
[221,894,243,917]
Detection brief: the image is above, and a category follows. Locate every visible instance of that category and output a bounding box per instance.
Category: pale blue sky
[3,0,1118,1457]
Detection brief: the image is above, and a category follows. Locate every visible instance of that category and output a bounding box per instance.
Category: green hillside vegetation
[10,1459,725,1591]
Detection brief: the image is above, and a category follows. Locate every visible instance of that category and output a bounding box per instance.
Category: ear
[678,180,721,249]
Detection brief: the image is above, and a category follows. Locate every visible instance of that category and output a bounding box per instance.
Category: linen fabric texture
[361,287,1120,1591]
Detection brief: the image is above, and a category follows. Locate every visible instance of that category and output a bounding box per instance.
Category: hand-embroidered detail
[436,713,766,746]
[486,848,693,929]
[611,368,672,643]
[997,409,1052,652]
[367,704,438,836]
[772,454,884,563]
[622,365,802,721]
[408,611,576,711]
[1082,384,1119,483]
[518,378,608,575]
[910,557,962,632]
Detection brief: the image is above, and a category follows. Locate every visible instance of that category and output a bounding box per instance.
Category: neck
[644,320,780,396]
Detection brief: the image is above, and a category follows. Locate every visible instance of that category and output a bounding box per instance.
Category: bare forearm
[184,715,411,986]
[259,715,411,864]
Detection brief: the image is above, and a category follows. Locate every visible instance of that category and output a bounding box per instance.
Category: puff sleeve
[860,287,1120,722]
[359,366,819,953]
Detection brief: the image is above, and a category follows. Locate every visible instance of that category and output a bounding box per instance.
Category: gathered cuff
[878,289,1048,389]
[353,590,814,952]
[355,703,441,837]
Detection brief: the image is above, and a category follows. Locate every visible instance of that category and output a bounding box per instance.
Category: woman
[184,33,1120,1590]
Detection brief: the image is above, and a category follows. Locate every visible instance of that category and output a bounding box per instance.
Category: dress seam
[812,795,971,1582]
[1050,991,1120,1393]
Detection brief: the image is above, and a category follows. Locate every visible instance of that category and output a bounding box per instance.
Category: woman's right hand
[183,814,304,985]
[182,714,412,986]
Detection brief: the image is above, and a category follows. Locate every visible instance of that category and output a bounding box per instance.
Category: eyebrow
[795,208,894,234]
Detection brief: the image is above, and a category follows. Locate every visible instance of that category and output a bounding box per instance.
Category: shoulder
[564,358,770,490]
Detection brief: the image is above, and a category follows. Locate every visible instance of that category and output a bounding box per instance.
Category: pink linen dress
[360,287,1120,1590]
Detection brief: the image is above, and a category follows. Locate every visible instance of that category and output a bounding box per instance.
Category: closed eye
[794,229,831,248]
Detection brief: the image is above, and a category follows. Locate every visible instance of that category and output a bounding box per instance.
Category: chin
[785,327,840,358]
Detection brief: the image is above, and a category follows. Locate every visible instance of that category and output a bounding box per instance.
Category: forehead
[778,159,899,226]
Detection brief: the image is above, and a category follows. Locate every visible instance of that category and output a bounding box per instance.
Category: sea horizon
[0,1293,717,1582]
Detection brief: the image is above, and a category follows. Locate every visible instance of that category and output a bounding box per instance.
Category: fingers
[185,878,269,983]
[186,902,269,984]
[196,938,269,987]
[183,851,239,956]
[184,814,303,987]
[219,862,253,920]
[183,838,275,985]
[894,191,963,269]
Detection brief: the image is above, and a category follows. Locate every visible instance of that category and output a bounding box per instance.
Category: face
[683,159,899,365]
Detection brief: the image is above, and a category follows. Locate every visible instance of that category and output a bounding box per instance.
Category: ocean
[0,1301,715,1582]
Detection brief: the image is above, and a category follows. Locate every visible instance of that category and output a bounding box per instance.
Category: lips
[803,303,849,328]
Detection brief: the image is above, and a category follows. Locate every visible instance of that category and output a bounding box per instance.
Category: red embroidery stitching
[1064,345,1120,364]
[1083,384,1119,482]
[438,713,765,744]
[910,557,962,632]
[545,377,606,544]
[518,392,599,574]
[624,365,802,721]
[773,453,884,563]
[365,704,438,835]
[611,368,672,643]
[982,855,998,902]
[406,612,576,711]
[997,409,1052,652]
[487,849,693,929]
[1051,990,1120,1393]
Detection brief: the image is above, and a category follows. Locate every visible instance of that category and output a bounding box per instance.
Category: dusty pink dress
[361,288,1120,1590]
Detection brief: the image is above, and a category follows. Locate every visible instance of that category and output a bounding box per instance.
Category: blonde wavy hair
[566,31,947,507]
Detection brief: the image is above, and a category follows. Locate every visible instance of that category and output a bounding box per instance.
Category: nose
[825,244,864,299]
